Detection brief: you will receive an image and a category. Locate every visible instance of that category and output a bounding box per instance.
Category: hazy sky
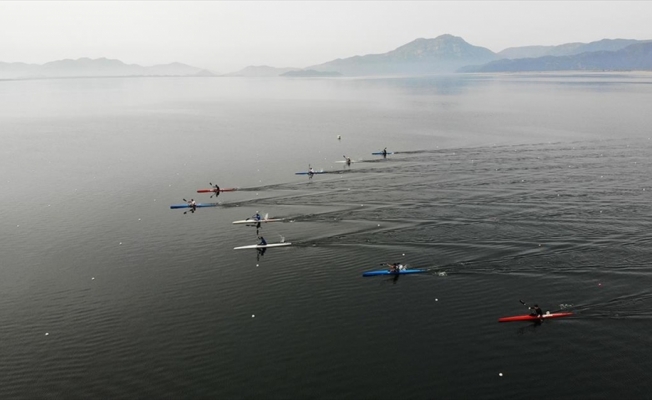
[1,1,651,73]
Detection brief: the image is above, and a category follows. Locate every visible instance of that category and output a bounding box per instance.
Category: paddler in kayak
[211,183,220,197]
[188,199,197,210]
[344,155,351,166]
[308,165,315,179]
[258,236,267,246]
[247,212,262,221]
[529,304,543,318]
[388,263,405,273]
[382,147,388,159]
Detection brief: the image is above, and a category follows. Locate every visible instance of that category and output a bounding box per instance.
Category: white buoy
[92,277,95,280]
[45,333,49,336]
[435,299,438,301]
[499,373,503,377]
[119,242,122,245]
[252,315,255,318]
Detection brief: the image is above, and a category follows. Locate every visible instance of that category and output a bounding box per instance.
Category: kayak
[498,312,573,323]
[196,188,238,193]
[169,203,219,209]
[232,218,284,225]
[372,151,394,155]
[234,243,292,250]
[295,171,326,175]
[362,269,426,277]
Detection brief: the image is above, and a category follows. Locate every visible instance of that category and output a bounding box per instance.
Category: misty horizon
[1,2,651,73]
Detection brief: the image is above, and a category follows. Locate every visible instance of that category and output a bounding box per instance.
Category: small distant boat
[498,312,573,323]
[295,171,326,175]
[362,269,426,277]
[233,213,284,225]
[170,203,219,209]
[372,151,394,155]
[196,188,238,193]
[234,243,292,250]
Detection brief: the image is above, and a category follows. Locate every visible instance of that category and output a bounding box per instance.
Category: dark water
[2,73,652,399]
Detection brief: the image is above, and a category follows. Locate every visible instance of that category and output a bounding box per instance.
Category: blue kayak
[170,203,220,209]
[295,171,326,175]
[362,269,426,277]
[372,151,394,155]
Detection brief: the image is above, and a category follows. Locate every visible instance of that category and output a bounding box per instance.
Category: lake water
[2,73,652,399]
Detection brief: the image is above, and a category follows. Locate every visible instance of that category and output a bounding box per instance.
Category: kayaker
[258,236,267,246]
[213,183,220,197]
[344,156,351,166]
[382,147,387,158]
[529,304,543,318]
[188,199,197,209]
[308,166,315,179]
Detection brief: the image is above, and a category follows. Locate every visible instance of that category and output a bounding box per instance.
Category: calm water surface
[1,73,652,399]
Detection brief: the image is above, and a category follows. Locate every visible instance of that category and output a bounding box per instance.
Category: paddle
[209,182,220,198]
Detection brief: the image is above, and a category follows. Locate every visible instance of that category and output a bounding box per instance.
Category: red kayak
[498,312,573,323]
[196,188,238,193]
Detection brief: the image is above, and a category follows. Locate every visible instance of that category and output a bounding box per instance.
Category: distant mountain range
[306,34,497,76]
[497,38,646,59]
[461,42,652,72]
[227,35,652,77]
[0,57,214,80]
[3,34,652,80]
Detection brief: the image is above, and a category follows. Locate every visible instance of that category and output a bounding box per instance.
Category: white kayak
[232,218,284,225]
[234,243,292,250]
